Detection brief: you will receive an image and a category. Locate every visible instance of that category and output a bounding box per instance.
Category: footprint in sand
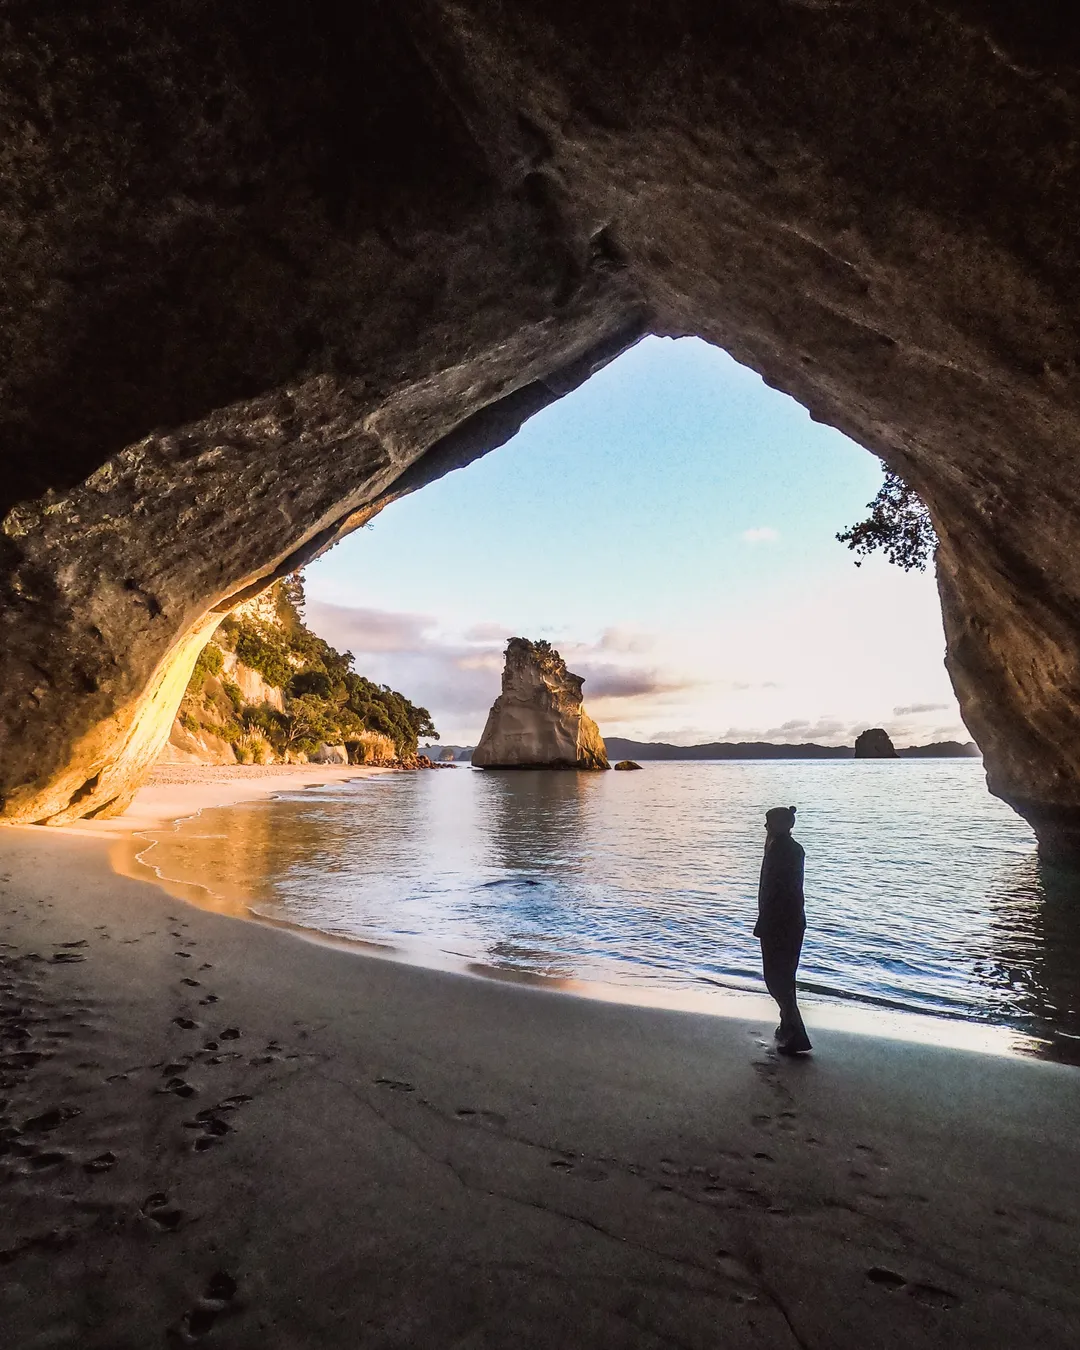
[184,1114,232,1151]
[26,1149,68,1169]
[455,1107,507,1129]
[175,1270,239,1340]
[374,1077,415,1093]
[184,1095,252,1152]
[866,1267,959,1308]
[172,1017,199,1031]
[21,1105,81,1133]
[218,1027,241,1041]
[159,1077,197,1099]
[83,1151,117,1173]
[181,978,201,988]
[142,1193,186,1232]
[714,1249,758,1286]
[548,1155,609,1181]
[197,994,219,1006]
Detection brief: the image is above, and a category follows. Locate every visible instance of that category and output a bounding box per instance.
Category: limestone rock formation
[3,6,1080,854]
[159,721,237,768]
[219,650,284,716]
[309,744,348,766]
[855,729,898,760]
[614,760,642,771]
[473,640,608,770]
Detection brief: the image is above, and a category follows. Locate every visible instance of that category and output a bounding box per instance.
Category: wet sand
[2,772,1080,1348]
[81,761,385,835]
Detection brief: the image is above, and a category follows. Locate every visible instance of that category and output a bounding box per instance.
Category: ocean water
[140,760,1080,1061]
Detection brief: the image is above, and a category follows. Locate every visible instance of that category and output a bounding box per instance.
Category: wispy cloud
[306,603,438,654]
[740,527,779,544]
[305,602,686,736]
[462,621,510,643]
[304,601,967,749]
[582,664,699,702]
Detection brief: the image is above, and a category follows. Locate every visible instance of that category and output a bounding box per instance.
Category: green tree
[188,643,224,693]
[288,669,334,699]
[279,695,337,756]
[836,471,937,571]
[233,626,293,688]
[182,575,438,759]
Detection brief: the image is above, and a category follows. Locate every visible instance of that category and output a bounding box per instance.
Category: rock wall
[2,5,1080,852]
[218,649,284,716]
[473,640,609,770]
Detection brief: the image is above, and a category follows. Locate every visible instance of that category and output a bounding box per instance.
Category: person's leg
[761,935,811,1053]
[778,931,811,1053]
[760,939,794,1034]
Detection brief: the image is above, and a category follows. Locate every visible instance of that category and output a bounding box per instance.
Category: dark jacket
[754,834,806,940]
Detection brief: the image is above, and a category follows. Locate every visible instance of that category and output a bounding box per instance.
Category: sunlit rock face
[473,640,609,770]
[2,5,1080,853]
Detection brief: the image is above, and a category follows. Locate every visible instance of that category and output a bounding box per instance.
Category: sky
[304,336,969,749]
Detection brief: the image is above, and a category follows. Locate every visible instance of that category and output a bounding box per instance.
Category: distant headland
[604,737,980,761]
[425,738,980,762]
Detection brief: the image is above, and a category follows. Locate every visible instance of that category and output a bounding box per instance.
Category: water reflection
[473,771,596,975]
[985,857,1080,1062]
[130,763,1080,1063]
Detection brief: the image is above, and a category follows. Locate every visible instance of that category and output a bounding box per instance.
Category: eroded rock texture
[2,3,1080,852]
[473,639,608,771]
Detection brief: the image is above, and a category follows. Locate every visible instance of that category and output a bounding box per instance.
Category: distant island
[604,737,980,761]
[424,738,980,762]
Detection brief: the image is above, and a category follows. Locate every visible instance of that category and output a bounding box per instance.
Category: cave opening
[136,329,1080,1062]
[5,8,1080,1340]
[301,334,966,764]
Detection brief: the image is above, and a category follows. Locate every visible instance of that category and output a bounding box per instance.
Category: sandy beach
[2,768,1080,1349]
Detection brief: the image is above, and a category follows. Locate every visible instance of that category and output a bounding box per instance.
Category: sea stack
[473,638,609,770]
[854,728,898,759]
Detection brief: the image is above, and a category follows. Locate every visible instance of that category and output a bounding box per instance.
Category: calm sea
[138,760,1080,1062]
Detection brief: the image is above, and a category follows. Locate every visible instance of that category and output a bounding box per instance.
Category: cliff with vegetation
[473,638,608,771]
[165,578,436,768]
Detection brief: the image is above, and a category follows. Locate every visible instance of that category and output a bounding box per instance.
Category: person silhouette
[754,805,812,1054]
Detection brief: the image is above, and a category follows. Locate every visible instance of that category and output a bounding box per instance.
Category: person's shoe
[776,1032,812,1056]
[774,1024,784,1040]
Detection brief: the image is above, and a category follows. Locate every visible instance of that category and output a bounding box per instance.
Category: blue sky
[305,336,967,747]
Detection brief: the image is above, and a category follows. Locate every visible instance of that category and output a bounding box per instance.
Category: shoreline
[54,760,395,837]
[87,765,1055,1065]
[1,819,1079,1347]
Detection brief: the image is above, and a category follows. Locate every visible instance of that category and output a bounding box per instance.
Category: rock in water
[473,639,609,770]
[854,728,898,759]
[614,760,642,771]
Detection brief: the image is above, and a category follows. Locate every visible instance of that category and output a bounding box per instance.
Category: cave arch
[3,2,1080,856]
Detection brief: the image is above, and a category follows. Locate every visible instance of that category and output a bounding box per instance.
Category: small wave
[477,876,543,890]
